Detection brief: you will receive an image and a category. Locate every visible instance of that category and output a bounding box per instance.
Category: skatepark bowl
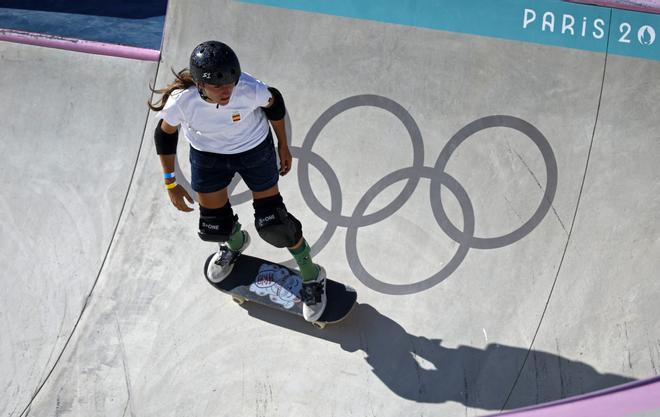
[1,0,659,416]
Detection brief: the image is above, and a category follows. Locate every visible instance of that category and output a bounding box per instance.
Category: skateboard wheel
[313,321,326,329]
[232,296,246,305]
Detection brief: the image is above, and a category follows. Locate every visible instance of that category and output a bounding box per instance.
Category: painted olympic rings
[180,94,557,295]
[294,95,557,295]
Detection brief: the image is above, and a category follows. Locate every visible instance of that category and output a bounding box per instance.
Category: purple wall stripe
[565,0,660,13]
[0,28,160,61]
[484,376,660,417]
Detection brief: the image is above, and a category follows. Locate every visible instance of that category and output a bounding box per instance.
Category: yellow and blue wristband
[164,172,176,189]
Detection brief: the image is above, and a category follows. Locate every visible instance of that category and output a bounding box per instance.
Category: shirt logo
[232,112,241,122]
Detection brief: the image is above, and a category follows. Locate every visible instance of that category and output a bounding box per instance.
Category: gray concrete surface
[0,42,157,416]
[1,0,658,416]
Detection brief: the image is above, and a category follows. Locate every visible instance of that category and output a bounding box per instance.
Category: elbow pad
[154,119,178,155]
[262,87,286,121]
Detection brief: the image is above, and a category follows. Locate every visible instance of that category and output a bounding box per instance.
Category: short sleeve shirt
[155,72,272,154]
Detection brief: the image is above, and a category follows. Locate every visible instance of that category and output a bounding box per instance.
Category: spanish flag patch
[232,112,241,122]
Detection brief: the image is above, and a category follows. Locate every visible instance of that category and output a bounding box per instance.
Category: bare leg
[198,188,229,209]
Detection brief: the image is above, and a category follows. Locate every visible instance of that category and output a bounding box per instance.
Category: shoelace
[216,246,238,267]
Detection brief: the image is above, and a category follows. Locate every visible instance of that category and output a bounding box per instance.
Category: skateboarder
[148,41,326,322]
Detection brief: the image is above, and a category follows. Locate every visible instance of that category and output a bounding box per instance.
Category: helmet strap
[197,85,213,103]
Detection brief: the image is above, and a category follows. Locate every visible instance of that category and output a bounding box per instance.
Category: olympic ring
[297,95,425,228]
[346,166,475,295]
[294,96,557,294]
[431,115,558,250]
[178,95,557,295]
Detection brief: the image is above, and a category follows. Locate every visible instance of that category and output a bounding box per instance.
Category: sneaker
[206,231,251,283]
[300,266,327,322]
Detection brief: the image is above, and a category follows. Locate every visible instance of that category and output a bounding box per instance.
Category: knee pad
[198,203,237,243]
[253,194,302,248]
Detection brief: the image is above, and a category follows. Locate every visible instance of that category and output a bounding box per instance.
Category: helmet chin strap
[197,86,221,108]
[197,86,213,102]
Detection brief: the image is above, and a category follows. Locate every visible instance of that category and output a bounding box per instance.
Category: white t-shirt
[156,72,272,154]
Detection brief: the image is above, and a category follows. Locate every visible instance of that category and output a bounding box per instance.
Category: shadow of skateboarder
[238,301,635,411]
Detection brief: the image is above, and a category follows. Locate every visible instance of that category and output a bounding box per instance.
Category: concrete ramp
[1,0,659,416]
[0,43,157,416]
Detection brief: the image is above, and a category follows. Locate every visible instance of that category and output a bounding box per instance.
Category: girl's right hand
[168,185,195,212]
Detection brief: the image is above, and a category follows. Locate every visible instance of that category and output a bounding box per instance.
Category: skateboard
[204,254,357,328]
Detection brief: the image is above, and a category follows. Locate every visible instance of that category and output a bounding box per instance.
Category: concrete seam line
[499,7,614,412]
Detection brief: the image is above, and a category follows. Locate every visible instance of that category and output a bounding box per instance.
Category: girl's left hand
[278,145,292,176]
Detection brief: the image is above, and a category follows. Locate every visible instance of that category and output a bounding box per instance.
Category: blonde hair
[148,68,196,111]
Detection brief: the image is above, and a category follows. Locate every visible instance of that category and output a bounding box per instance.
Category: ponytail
[148,68,196,111]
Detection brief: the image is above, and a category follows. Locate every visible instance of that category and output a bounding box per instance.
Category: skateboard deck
[204,254,357,328]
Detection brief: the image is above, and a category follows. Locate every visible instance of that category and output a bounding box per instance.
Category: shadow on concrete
[240,302,635,411]
[0,0,167,19]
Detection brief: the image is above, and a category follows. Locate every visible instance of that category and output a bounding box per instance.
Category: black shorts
[189,131,279,193]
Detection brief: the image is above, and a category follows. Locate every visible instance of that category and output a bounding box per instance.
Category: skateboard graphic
[204,254,357,328]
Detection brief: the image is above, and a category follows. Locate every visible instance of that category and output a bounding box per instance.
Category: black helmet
[189,41,241,85]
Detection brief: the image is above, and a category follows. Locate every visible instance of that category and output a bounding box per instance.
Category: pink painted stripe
[484,376,660,417]
[0,28,160,61]
[565,0,660,13]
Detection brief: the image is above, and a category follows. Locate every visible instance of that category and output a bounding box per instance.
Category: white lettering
[203,222,219,230]
[593,19,605,39]
[542,12,555,32]
[523,9,536,29]
[521,8,615,44]
[562,14,575,35]
[258,215,276,227]
[619,22,632,43]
